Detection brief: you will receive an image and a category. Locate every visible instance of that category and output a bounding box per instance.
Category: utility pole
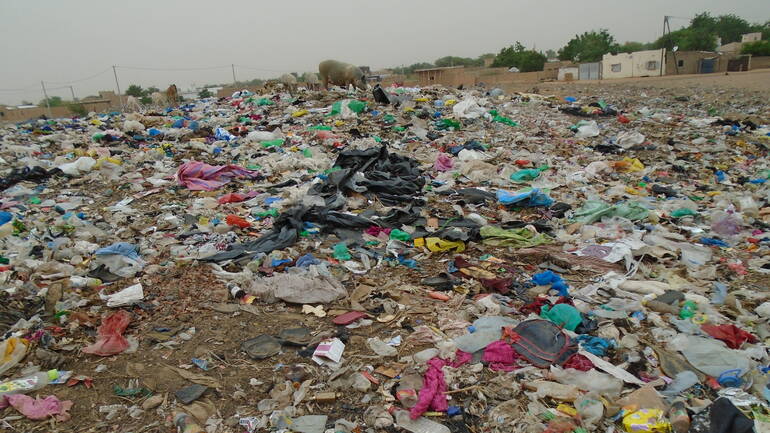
[231,64,237,85]
[660,17,667,77]
[40,81,52,118]
[112,65,124,109]
[69,86,76,101]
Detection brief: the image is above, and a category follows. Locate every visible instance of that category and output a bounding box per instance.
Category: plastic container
[0,370,59,398]
[394,410,450,433]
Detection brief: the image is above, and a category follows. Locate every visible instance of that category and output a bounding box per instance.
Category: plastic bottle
[668,400,690,433]
[174,413,205,433]
[394,410,450,433]
[0,370,59,398]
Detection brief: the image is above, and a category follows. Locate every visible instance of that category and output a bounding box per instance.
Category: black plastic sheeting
[1,166,62,192]
[204,145,426,263]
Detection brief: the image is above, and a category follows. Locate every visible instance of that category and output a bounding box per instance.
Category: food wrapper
[622,409,670,433]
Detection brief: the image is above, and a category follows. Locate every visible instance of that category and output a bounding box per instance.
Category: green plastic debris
[92,133,105,142]
[573,200,648,224]
[246,164,261,170]
[254,208,279,218]
[347,100,366,113]
[479,226,549,248]
[260,139,284,148]
[333,243,352,260]
[392,126,405,132]
[438,118,461,130]
[373,136,382,142]
[383,114,396,124]
[113,386,152,397]
[671,208,698,218]
[256,98,275,106]
[492,114,518,127]
[540,304,582,331]
[679,300,697,319]
[302,148,312,158]
[308,125,332,131]
[0,256,9,265]
[389,229,411,242]
[510,168,543,183]
[28,196,41,205]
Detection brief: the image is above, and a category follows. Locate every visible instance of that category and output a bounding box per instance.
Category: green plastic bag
[256,98,274,106]
[540,304,582,331]
[480,226,549,248]
[510,169,542,183]
[671,208,697,218]
[307,125,332,131]
[333,243,352,260]
[389,229,411,242]
[261,139,284,148]
[492,114,518,127]
[438,118,461,130]
[573,200,648,224]
[347,100,366,113]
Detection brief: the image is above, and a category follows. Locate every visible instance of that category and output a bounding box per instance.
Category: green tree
[140,96,151,105]
[617,41,652,53]
[143,86,159,96]
[39,96,63,107]
[654,27,716,51]
[492,42,547,72]
[545,49,557,59]
[67,102,87,117]
[712,14,754,44]
[393,62,434,74]
[558,29,618,62]
[434,56,482,67]
[742,40,770,56]
[125,84,144,97]
[198,88,212,98]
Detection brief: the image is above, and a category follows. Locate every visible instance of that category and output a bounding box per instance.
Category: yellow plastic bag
[614,157,645,173]
[622,409,670,433]
[425,237,465,253]
[292,109,309,118]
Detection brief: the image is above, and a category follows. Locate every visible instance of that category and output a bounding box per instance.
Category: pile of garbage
[1,80,769,433]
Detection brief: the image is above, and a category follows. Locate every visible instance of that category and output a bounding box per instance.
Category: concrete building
[602,49,666,79]
[557,66,579,81]
[742,32,762,43]
[666,51,749,74]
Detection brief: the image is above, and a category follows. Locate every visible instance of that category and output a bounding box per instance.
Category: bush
[741,40,770,56]
[492,42,546,72]
[67,102,87,117]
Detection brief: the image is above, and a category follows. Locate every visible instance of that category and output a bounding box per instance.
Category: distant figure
[125,96,142,112]
[303,72,320,90]
[318,60,366,90]
[279,74,298,92]
[166,84,178,106]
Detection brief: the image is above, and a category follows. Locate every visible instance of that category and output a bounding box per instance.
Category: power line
[43,68,112,84]
[116,65,231,72]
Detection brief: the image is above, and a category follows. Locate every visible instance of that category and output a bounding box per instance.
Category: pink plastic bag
[175,161,260,191]
[0,394,73,421]
[433,153,454,172]
[82,310,131,356]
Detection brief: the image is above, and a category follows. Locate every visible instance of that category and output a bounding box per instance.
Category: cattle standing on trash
[318,60,366,90]
[166,84,178,106]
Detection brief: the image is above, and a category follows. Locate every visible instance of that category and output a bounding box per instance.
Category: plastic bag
[82,310,131,356]
[0,337,30,376]
[575,120,600,138]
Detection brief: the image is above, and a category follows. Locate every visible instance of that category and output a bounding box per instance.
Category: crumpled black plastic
[1,166,62,192]
[372,84,391,105]
[709,398,753,433]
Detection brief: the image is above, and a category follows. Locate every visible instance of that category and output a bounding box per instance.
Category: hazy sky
[1,0,767,104]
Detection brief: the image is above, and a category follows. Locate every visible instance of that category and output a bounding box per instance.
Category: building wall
[630,49,666,77]
[718,42,742,53]
[742,32,762,43]
[603,49,665,79]
[557,67,578,81]
[602,53,634,79]
[750,56,770,70]
[1,99,113,123]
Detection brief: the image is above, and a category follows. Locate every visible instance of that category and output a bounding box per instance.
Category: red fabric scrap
[82,310,131,356]
[364,226,391,237]
[479,277,512,294]
[701,324,758,349]
[562,353,594,371]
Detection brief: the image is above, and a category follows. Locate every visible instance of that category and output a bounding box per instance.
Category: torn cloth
[175,161,260,191]
[701,324,758,349]
[482,340,520,371]
[410,352,471,420]
[0,394,73,421]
